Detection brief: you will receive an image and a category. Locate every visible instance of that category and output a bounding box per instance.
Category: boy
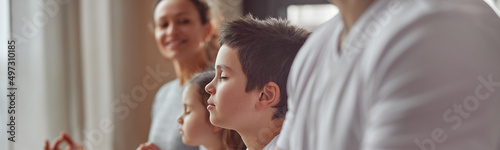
[204,15,310,150]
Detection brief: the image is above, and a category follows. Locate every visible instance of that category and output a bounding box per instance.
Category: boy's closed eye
[219,72,228,80]
[215,65,233,81]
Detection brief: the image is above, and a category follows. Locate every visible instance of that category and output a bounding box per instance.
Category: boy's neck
[203,141,225,150]
[238,118,284,150]
[203,131,225,150]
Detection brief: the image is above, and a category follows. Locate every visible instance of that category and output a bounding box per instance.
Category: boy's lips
[207,99,215,110]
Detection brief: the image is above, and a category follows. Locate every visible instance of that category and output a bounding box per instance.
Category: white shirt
[246,135,279,150]
[263,134,279,150]
[278,0,500,150]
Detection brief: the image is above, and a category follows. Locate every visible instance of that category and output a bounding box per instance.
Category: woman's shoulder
[151,78,184,115]
[155,78,184,101]
[158,79,182,91]
[155,79,184,99]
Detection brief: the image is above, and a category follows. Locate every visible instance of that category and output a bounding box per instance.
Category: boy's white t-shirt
[263,134,279,150]
[246,134,279,150]
[278,0,500,150]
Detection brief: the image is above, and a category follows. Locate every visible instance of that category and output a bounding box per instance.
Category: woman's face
[177,84,220,146]
[154,0,212,61]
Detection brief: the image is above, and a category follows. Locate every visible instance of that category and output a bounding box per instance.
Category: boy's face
[205,45,261,130]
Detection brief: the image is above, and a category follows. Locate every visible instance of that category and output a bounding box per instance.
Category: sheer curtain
[4,0,173,149]
[2,0,242,149]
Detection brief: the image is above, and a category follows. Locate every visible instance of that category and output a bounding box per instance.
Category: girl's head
[177,69,245,150]
[153,0,218,62]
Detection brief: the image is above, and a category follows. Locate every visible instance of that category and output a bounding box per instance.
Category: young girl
[177,70,246,150]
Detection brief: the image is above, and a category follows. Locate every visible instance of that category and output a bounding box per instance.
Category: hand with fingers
[136,142,160,150]
[44,132,85,150]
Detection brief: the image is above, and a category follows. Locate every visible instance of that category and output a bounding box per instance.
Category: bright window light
[287,4,339,30]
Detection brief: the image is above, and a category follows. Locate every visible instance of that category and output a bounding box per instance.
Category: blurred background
[0,0,499,149]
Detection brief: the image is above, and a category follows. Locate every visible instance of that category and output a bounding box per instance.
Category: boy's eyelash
[218,71,228,80]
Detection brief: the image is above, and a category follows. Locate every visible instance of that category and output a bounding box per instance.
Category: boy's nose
[205,81,215,95]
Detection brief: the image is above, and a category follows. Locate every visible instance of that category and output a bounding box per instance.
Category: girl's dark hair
[189,68,246,150]
[189,68,215,104]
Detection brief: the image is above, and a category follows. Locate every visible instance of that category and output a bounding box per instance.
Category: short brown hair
[218,15,311,119]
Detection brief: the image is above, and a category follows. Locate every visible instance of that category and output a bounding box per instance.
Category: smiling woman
[141,0,219,150]
[153,0,213,64]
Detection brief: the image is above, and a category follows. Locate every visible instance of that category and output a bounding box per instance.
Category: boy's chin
[209,116,230,129]
[209,117,221,126]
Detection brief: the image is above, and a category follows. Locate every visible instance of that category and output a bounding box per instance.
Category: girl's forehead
[185,83,199,92]
[183,84,202,103]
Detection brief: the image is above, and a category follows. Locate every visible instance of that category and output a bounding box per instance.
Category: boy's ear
[256,82,280,110]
